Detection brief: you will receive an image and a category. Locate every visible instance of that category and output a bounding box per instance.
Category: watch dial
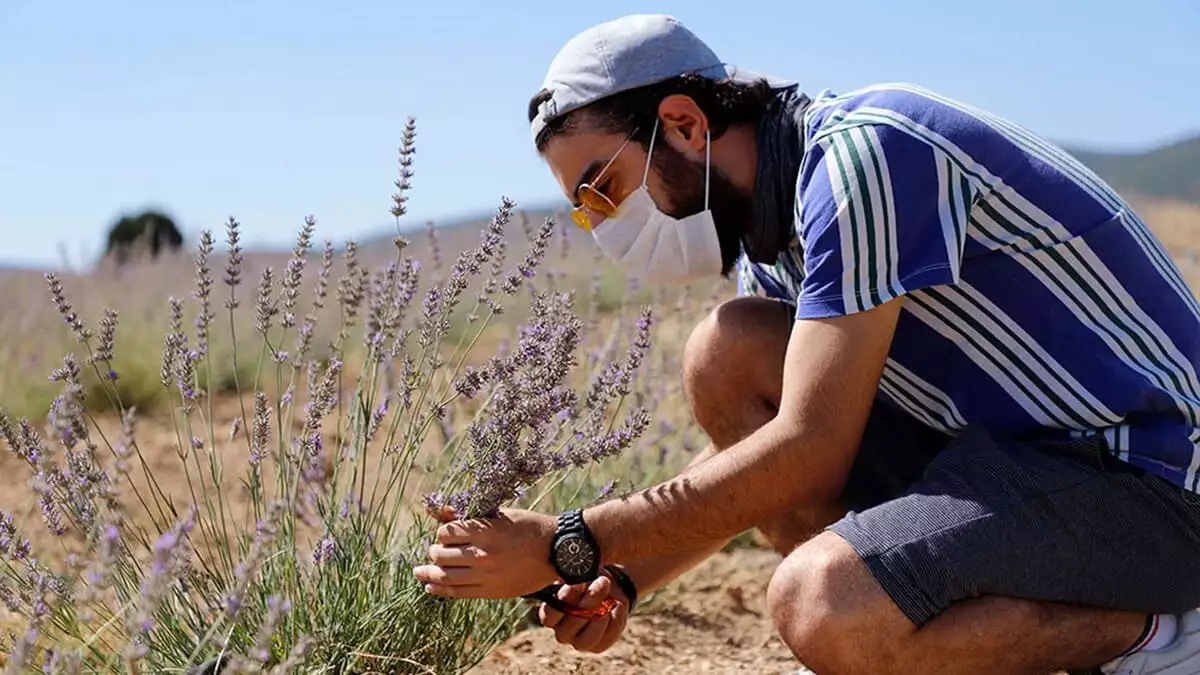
[554,534,596,577]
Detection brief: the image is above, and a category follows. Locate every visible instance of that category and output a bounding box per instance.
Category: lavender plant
[0,118,675,674]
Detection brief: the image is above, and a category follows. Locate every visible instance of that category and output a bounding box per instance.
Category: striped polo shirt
[736,83,1200,492]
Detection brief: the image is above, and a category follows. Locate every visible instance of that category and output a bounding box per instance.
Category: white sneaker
[1102,610,1200,674]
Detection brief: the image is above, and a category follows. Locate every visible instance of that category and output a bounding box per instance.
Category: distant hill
[1066,133,1200,205]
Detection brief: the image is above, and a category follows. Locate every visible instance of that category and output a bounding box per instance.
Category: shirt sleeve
[794,119,980,320]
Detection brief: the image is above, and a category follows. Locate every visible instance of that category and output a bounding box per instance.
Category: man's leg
[681,296,839,552]
[681,296,946,554]
[767,428,1200,675]
[769,534,1144,674]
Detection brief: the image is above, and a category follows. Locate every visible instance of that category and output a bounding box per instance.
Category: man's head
[527,15,794,279]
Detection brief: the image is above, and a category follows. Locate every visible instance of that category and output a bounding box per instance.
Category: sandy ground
[470,547,804,675]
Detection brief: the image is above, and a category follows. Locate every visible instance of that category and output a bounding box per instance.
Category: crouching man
[415,14,1200,675]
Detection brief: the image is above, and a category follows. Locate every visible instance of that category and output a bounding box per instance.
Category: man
[413,14,1200,674]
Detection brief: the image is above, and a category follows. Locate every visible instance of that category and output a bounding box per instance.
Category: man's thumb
[432,505,458,523]
[578,575,612,609]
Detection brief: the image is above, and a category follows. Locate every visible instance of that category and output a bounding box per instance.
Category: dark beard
[649,141,751,278]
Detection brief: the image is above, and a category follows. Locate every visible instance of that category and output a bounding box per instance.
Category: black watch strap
[551,509,601,584]
[604,564,638,612]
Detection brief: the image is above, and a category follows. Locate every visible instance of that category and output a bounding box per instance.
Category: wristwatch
[549,509,601,585]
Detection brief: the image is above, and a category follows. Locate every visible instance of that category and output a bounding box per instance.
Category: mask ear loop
[641,119,659,187]
[703,128,711,211]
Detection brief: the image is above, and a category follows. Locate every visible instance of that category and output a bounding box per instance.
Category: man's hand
[539,574,630,654]
[413,508,559,599]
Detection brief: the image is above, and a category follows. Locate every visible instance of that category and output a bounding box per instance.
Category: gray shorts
[828,395,1200,627]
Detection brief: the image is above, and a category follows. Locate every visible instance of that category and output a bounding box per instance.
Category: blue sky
[2,0,1197,268]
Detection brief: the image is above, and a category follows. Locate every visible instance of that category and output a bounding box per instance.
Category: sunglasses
[570,128,639,232]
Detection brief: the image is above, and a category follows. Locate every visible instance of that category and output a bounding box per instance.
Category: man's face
[542,117,750,276]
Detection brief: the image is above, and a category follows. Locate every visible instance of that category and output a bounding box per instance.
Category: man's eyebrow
[572,159,603,203]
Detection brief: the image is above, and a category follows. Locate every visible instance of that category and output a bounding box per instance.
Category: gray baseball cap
[530,14,796,142]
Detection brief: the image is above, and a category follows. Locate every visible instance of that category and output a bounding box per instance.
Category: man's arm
[602,442,741,596]
[586,297,903,565]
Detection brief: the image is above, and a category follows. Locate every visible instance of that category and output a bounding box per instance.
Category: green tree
[105,209,184,266]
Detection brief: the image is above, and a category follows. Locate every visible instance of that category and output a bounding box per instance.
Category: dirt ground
[470,547,805,675]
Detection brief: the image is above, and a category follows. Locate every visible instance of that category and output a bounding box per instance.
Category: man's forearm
[614,535,732,598]
[586,416,851,566]
[610,443,736,596]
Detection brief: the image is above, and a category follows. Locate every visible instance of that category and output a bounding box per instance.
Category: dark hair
[528,73,775,153]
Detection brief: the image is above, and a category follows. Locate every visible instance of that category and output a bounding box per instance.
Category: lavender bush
[0,119,721,673]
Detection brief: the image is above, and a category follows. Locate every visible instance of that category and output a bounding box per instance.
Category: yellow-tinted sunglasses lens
[570,207,594,231]
[571,184,618,231]
[578,184,617,215]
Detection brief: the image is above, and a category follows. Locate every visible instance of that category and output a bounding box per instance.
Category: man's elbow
[766,416,858,511]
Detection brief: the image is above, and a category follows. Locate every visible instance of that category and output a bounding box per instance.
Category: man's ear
[656,94,709,153]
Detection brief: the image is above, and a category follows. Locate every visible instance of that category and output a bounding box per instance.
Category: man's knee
[682,297,789,438]
[767,533,844,653]
[768,532,905,674]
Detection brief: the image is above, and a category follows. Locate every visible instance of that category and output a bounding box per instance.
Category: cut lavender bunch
[427,292,654,520]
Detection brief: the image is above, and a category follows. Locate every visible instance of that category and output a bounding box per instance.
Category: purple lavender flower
[499,217,553,295]
[428,293,653,519]
[6,628,38,671]
[126,507,196,660]
[223,501,284,621]
[313,536,336,564]
[44,273,91,342]
[336,241,367,327]
[193,230,216,355]
[224,217,244,306]
[0,512,31,560]
[254,267,278,337]
[390,118,417,219]
[76,520,122,622]
[280,218,314,333]
[250,391,270,467]
[89,307,119,366]
[46,648,82,674]
[425,219,443,283]
[598,479,617,500]
[367,399,389,441]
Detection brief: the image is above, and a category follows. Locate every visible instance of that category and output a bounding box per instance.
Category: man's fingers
[432,504,458,521]
[592,606,626,653]
[422,583,485,598]
[541,578,619,649]
[427,544,483,566]
[435,520,482,545]
[576,575,611,609]
[553,615,588,645]
[413,565,479,586]
[556,578,585,605]
[571,616,609,652]
[539,603,565,628]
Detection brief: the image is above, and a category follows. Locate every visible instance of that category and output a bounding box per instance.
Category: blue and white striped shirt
[737,83,1200,492]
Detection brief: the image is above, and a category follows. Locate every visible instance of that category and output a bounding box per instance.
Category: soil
[470,547,805,675]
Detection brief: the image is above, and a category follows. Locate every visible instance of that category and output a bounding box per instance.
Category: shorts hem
[827,518,941,627]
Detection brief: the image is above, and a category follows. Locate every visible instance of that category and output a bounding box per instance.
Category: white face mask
[590,121,723,285]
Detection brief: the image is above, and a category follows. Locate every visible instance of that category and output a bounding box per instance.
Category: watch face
[554,533,596,578]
